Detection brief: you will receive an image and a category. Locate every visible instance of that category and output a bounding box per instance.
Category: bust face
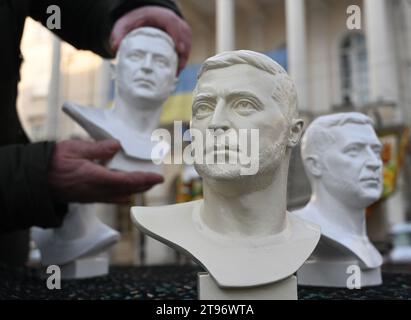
[115,30,178,103]
[320,123,383,208]
[191,64,290,181]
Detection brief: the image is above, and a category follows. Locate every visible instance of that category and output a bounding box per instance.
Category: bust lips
[134,78,155,86]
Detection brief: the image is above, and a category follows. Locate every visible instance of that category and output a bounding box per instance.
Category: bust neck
[200,159,290,239]
[308,185,367,239]
[55,207,98,241]
[110,92,164,136]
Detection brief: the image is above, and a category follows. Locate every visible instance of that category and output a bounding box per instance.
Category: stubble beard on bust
[194,140,288,190]
[321,168,381,209]
[117,78,169,106]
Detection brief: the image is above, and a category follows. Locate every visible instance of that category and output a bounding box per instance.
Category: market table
[0,264,410,300]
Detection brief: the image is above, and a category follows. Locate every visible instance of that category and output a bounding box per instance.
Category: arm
[0,142,66,233]
[29,0,189,62]
[0,139,164,234]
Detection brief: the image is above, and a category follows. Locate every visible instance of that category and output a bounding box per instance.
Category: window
[340,33,369,107]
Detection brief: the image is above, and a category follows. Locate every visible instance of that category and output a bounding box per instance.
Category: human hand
[110,5,192,73]
[48,139,164,204]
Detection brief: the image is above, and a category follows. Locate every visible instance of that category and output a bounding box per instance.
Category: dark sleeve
[29,0,183,59]
[0,142,67,234]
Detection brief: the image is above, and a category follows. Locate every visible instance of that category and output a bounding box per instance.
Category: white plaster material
[33,27,178,274]
[63,26,178,173]
[57,252,110,280]
[132,200,319,288]
[297,259,381,288]
[294,112,384,287]
[131,50,320,296]
[32,204,120,266]
[198,273,297,300]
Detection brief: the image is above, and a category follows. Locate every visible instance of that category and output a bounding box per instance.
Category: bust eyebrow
[342,142,383,152]
[343,142,364,149]
[371,142,383,151]
[128,49,145,55]
[226,90,263,106]
[153,53,169,60]
[193,93,216,104]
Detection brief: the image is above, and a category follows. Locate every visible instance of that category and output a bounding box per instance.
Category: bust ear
[304,155,322,178]
[287,119,304,147]
[170,77,178,93]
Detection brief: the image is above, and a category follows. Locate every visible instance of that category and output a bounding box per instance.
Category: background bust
[63,26,178,170]
[293,112,383,268]
[132,50,320,288]
[33,27,178,269]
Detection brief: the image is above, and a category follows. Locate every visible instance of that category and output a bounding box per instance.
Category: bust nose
[365,159,381,172]
[208,102,230,133]
[141,54,153,73]
[365,147,382,172]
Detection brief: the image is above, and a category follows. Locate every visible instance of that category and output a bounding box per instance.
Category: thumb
[77,139,122,160]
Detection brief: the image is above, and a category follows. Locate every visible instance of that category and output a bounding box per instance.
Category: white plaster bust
[33,27,178,270]
[63,26,178,172]
[131,50,320,288]
[293,113,383,280]
[32,203,119,266]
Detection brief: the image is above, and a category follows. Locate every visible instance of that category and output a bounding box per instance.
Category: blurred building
[18,0,411,263]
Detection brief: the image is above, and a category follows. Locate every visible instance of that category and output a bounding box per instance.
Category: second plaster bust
[33,27,177,269]
[63,26,178,172]
[131,50,320,288]
[293,113,383,273]
[32,203,119,266]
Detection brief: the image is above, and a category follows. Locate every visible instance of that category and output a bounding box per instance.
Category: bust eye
[154,57,169,67]
[345,146,361,156]
[233,100,259,116]
[194,103,214,119]
[129,51,145,61]
[372,147,382,156]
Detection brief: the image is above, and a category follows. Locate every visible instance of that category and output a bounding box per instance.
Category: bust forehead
[329,123,381,147]
[120,35,175,56]
[195,64,276,96]
[117,27,177,60]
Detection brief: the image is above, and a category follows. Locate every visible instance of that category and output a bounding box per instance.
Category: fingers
[110,13,145,52]
[175,20,192,72]
[72,139,122,160]
[88,164,164,195]
[163,17,191,72]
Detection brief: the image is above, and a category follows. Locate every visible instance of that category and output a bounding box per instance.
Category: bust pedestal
[198,273,297,300]
[32,204,120,279]
[58,252,110,280]
[297,259,382,288]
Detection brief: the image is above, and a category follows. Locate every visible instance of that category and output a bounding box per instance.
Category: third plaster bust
[131,50,320,288]
[63,26,178,172]
[293,112,383,285]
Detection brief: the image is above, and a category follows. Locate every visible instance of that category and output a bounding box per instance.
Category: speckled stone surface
[0,264,409,300]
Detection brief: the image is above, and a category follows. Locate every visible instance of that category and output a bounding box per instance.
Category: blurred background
[19,0,411,269]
